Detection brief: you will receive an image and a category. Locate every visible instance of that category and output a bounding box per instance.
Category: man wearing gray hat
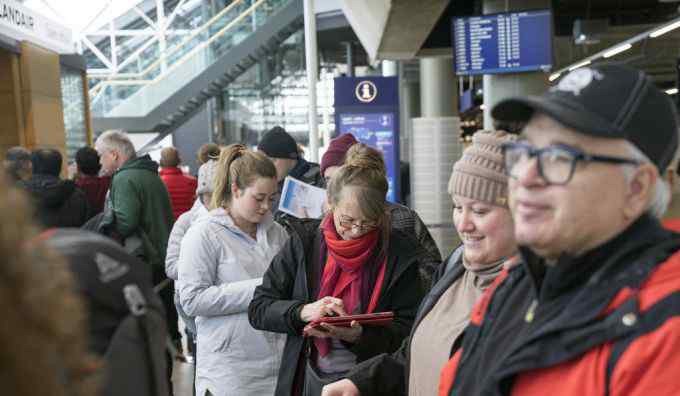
[440,64,680,396]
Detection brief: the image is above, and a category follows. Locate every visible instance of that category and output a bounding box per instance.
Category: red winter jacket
[440,215,680,396]
[160,167,197,220]
[75,175,111,216]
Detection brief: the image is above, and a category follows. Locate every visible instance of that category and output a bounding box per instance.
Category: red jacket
[75,175,111,216]
[159,167,197,220]
[440,215,680,396]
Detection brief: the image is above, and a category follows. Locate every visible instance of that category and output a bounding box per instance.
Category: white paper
[278,176,326,219]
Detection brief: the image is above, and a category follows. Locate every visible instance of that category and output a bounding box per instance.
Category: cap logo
[552,68,603,96]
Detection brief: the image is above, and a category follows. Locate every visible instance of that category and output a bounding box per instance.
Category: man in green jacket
[95,130,174,269]
[95,130,180,387]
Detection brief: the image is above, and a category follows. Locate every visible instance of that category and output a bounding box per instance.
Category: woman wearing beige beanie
[321,130,518,396]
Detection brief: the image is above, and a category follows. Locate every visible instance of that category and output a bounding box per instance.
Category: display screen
[338,113,399,203]
[452,9,553,75]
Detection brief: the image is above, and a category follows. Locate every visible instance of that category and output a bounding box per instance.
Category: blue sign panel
[334,76,400,203]
[452,9,553,75]
[338,113,398,203]
[334,77,400,107]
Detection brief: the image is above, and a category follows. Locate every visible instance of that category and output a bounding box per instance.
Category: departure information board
[452,9,552,75]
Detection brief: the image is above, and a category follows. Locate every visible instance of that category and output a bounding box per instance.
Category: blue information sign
[452,9,553,75]
[334,77,400,203]
[338,113,398,202]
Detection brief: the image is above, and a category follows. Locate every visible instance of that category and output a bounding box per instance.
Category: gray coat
[178,208,289,396]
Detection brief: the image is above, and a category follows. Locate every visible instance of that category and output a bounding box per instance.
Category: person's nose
[456,209,475,234]
[514,156,547,188]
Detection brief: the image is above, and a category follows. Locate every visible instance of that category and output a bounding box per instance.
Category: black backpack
[45,229,169,396]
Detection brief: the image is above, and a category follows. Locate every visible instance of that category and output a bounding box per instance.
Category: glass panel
[60,66,89,163]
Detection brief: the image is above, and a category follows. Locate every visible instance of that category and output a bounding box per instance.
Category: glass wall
[60,66,89,162]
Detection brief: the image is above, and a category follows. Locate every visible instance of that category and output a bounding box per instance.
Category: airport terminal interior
[3,0,680,395]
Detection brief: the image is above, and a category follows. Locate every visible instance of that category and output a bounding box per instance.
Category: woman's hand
[300,297,347,322]
[305,320,363,344]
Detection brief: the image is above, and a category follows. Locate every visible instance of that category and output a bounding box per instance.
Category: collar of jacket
[115,154,158,175]
[206,207,276,240]
[159,167,182,175]
[519,214,673,302]
[288,158,311,180]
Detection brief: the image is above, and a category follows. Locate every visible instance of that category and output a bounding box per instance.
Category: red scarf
[315,215,387,357]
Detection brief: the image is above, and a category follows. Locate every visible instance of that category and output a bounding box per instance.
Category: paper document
[278,176,326,219]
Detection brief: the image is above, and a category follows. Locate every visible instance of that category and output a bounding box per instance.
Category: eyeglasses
[501,141,642,185]
[337,216,378,232]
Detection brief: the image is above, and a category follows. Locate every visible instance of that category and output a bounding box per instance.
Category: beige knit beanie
[448,130,516,207]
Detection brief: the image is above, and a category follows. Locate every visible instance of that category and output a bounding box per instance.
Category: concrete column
[412,56,462,257]
[482,0,550,129]
[419,57,457,117]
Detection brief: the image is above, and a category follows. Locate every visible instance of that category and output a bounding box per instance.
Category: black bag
[45,229,169,396]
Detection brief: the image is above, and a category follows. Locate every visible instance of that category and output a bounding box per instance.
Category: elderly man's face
[508,113,644,260]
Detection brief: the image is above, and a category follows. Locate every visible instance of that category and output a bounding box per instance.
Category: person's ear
[623,164,657,220]
[231,182,240,198]
[665,167,677,190]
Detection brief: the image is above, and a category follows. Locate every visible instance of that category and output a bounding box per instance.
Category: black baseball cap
[492,64,679,171]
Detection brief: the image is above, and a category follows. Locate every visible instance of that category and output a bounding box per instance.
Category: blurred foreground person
[3,146,32,182]
[441,65,680,396]
[0,173,95,396]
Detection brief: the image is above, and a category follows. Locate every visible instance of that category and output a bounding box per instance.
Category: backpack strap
[124,285,158,396]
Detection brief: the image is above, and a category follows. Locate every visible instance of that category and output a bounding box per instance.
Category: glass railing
[89,0,292,118]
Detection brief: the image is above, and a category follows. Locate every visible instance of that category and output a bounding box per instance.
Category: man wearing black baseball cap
[440,64,680,396]
[257,126,324,221]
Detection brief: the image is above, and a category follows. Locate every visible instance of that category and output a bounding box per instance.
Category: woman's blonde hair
[327,143,391,246]
[0,174,96,396]
[211,144,277,210]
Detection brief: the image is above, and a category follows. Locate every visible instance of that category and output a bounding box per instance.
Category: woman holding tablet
[249,143,426,396]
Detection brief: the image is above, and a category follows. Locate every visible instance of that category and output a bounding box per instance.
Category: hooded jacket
[177,208,289,396]
[22,174,90,228]
[248,219,426,396]
[440,215,680,396]
[106,155,174,270]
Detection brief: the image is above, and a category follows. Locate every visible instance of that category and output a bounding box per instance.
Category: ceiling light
[603,43,632,58]
[650,20,680,38]
[568,60,591,71]
[549,73,561,82]
[666,88,678,95]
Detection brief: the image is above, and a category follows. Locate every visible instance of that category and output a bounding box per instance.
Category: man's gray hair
[622,142,671,219]
[95,130,136,160]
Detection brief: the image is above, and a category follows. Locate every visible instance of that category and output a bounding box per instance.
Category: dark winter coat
[75,174,111,217]
[442,214,680,396]
[248,219,427,396]
[22,174,90,228]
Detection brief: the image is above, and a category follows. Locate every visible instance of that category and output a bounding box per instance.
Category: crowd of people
[2,64,680,396]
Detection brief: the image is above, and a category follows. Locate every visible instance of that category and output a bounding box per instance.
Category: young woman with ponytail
[249,143,427,396]
[177,144,289,396]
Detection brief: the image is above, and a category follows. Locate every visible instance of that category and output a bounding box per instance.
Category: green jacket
[108,155,174,269]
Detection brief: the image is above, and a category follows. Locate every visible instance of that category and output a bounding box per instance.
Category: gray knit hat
[196,159,218,195]
[448,130,516,207]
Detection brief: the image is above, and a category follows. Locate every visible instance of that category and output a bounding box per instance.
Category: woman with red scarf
[249,144,427,396]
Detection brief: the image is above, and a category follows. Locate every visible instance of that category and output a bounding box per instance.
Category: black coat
[21,174,90,228]
[248,219,426,396]
[344,245,465,396]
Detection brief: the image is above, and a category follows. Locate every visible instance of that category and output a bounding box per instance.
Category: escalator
[89,0,303,134]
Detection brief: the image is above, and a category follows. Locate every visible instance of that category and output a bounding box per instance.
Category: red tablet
[303,312,394,335]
